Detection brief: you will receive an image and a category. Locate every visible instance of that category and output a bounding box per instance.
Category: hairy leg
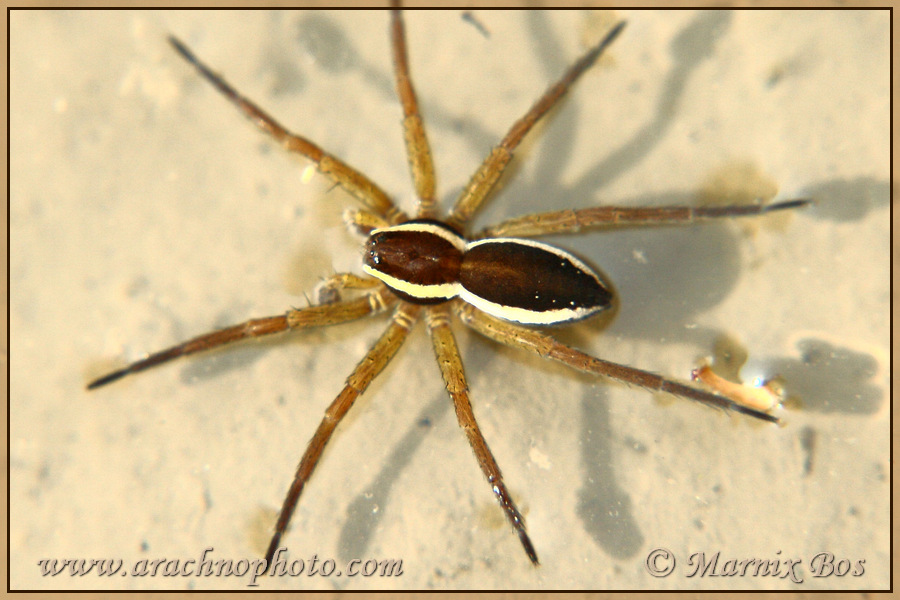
[476,199,811,239]
[168,36,407,223]
[447,21,626,230]
[426,304,538,564]
[264,302,421,566]
[88,285,396,390]
[456,303,778,423]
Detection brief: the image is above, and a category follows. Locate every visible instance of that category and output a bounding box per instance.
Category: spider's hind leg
[477,199,812,239]
[455,303,779,423]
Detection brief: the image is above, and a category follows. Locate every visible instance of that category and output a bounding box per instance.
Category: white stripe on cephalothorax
[362,263,461,299]
[371,222,467,252]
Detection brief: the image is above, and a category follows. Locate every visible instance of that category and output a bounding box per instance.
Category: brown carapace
[88,9,808,567]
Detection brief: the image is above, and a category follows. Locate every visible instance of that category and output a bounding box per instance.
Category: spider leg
[314,272,383,305]
[343,208,390,237]
[87,286,396,390]
[167,36,407,224]
[265,302,421,567]
[390,5,438,218]
[476,198,812,238]
[447,21,626,230]
[456,303,779,423]
[426,304,539,565]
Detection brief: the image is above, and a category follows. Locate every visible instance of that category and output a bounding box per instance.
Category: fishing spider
[88,9,808,566]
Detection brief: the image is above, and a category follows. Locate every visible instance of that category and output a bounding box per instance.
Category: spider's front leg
[390,6,437,217]
[167,36,407,225]
[426,303,539,565]
[87,282,396,390]
[455,303,779,423]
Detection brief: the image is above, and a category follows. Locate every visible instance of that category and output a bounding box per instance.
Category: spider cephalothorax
[88,9,807,567]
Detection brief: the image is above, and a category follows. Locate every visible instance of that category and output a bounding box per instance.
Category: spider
[88,9,809,567]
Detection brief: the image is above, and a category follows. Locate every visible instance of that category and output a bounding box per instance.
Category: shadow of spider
[88,8,808,567]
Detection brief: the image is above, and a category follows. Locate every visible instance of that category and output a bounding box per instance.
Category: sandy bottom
[11,9,890,590]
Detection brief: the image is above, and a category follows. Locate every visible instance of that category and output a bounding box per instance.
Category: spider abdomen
[363,221,613,324]
[459,238,612,325]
